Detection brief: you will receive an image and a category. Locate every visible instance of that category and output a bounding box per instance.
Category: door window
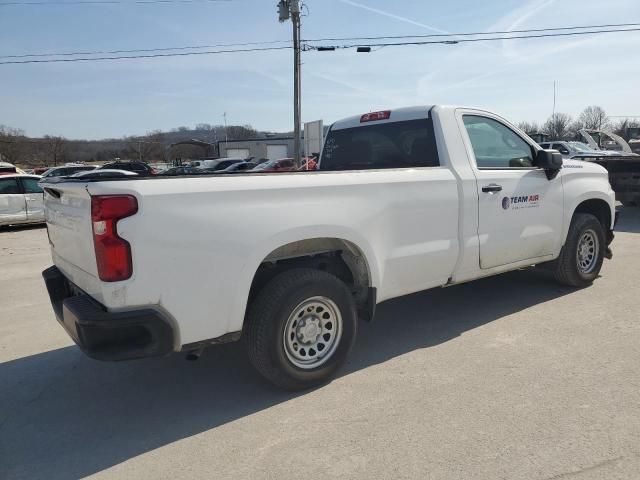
[21,177,43,194]
[0,178,20,194]
[463,116,534,168]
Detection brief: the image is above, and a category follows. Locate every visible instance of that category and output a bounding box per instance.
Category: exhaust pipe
[185,347,205,361]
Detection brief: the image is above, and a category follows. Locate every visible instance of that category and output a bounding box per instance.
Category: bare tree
[0,125,30,164]
[43,135,67,166]
[516,121,540,134]
[543,113,574,140]
[126,130,166,162]
[577,106,610,131]
[612,118,640,141]
[226,124,257,140]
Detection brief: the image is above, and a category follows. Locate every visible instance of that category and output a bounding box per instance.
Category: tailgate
[43,182,99,287]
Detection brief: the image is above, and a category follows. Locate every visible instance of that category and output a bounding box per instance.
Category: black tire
[243,268,357,390]
[553,213,606,287]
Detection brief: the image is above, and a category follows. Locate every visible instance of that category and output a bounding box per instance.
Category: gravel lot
[1,209,639,480]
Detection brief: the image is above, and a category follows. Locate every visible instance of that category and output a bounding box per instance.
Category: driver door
[460,112,564,269]
[0,177,27,225]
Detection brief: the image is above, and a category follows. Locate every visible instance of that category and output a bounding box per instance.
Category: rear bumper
[42,266,174,361]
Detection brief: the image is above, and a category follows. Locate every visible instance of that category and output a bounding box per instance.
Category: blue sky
[1,0,639,139]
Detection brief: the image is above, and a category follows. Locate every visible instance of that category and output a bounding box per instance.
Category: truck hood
[561,158,609,176]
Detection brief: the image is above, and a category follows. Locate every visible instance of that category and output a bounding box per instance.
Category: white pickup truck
[41,106,617,390]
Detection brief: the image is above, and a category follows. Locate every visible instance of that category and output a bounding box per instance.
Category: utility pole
[552,80,557,118]
[223,111,228,157]
[279,0,302,167]
[223,112,228,143]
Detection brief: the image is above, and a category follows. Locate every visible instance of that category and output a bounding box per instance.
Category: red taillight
[91,195,138,282]
[360,110,391,122]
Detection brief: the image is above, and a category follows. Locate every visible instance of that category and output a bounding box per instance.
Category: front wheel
[552,213,606,287]
[244,268,357,390]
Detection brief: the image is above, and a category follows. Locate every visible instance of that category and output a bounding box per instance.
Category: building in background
[218,137,295,160]
[216,120,327,160]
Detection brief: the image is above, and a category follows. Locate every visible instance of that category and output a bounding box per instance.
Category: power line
[0,39,291,59]
[2,26,638,66]
[307,27,640,50]
[302,22,640,42]
[1,21,636,61]
[0,45,291,65]
[1,0,230,5]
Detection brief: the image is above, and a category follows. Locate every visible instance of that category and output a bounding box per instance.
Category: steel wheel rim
[283,296,343,370]
[576,229,599,274]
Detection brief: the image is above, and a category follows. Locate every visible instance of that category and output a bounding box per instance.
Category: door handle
[482,184,503,193]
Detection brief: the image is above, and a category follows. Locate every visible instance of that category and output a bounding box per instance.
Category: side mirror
[535,149,563,170]
[535,149,563,180]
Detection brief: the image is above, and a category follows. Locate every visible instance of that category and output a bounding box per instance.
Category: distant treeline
[0,123,267,167]
[517,106,640,141]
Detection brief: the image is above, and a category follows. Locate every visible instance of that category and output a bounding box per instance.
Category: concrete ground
[1,209,639,480]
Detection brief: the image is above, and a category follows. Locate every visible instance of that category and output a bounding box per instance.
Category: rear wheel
[244,268,357,390]
[552,213,605,287]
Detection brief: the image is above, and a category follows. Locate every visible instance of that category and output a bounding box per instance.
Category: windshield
[568,142,597,153]
[252,161,276,171]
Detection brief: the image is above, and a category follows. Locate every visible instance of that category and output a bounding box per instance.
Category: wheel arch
[232,234,380,334]
[573,198,612,231]
[563,194,614,246]
[227,231,380,331]
[259,237,373,287]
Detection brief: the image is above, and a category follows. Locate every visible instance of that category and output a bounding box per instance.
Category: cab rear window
[320,118,440,171]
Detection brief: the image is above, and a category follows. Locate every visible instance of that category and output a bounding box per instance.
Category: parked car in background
[0,174,44,227]
[40,165,98,179]
[539,140,640,206]
[150,163,171,174]
[0,162,18,176]
[299,157,318,171]
[99,161,154,176]
[198,158,246,171]
[159,166,206,176]
[216,161,257,173]
[538,141,624,159]
[250,158,296,172]
[23,167,49,175]
[70,169,138,179]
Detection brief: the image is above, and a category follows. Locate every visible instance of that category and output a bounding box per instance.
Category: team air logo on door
[502,194,540,210]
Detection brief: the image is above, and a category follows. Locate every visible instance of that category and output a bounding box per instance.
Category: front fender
[562,190,616,244]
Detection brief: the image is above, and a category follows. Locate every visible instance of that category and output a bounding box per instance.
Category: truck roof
[331,106,435,131]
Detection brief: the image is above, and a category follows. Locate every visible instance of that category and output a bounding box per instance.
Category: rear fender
[228,226,381,334]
